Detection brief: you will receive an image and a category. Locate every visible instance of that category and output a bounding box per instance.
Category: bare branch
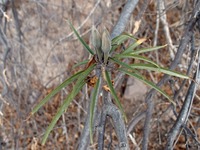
[142,1,200,149]
[159,0,176,60]
[165,46,200,149]
[111,0,139,39]
[127,111,146,135]
[99,90,130,150]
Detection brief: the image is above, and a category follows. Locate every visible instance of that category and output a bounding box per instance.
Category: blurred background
[0,0,199,149]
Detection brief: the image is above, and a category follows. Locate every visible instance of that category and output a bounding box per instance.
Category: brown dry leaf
[86,76,98,87]
[102,80,114,92]
[31,137,39,150]
[103,85,110,92]
[58,136,65,142]
[85,55,97,70]
[133,20,141,34]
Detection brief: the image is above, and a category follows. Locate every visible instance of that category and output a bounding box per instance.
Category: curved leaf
[42,80,86,145]
[112,33,136,45]
[104,70,127,121]
[131,45,167,55]
[72,60,89,69]
[89,77,101,144]
[68,20,94,55]
[130,63,190,79]
[111,33,136,52]
[112,57,189,80]
[41,64,95,145]
[122,38,146,54]
[114,53,160,67]
[119,68,176,106]
[110,57,134,71]
[32,70,84,115]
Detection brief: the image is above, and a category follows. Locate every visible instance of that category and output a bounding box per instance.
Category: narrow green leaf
[110,57,135,71]
[110,57,153,82]
[122,38,146,54]
[89,77,101,144]
[111,33,136,52]
[112,33,136,45]
[131,45,167,54]
[41,64,95,145]
[72,60,89,69]
[114,53,160,67]
[130,63,190,79]
[42,80,86,145]
[32,70,84,115]
[104,70,127,120]
[119,68,176,106]
[112,57,189,80]
[67,20,94,55]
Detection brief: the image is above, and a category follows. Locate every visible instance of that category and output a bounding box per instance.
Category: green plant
[31,20,190,145]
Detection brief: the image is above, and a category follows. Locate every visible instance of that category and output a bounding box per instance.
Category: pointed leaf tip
[91,26,103,61]
[91,26,101,49]
[67,20,94,55]
[101,28,111,54]
[102,28,111,64]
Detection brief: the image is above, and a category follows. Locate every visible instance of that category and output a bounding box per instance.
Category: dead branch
[142,1,200,149]
[165,46,200,149]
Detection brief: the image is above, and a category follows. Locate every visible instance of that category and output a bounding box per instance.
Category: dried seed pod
[91,26,103,62]
[101,28,111,64]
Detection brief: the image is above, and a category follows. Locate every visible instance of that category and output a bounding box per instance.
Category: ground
[0,0,199,149]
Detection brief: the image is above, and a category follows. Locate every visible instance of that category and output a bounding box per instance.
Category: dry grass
[0,0,199,149]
